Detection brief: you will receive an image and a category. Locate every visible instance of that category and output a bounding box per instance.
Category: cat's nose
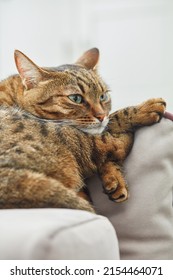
[96,115,105,122]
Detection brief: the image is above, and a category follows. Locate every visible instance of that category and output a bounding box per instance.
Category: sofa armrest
[0,208,119,260]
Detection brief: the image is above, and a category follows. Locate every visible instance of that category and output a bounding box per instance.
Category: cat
[0,48,166,212]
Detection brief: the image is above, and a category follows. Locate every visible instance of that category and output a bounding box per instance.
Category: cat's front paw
[103,174,129,203]
[137,98,166,125]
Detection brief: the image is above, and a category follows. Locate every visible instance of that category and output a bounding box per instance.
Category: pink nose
[96,115,105,122]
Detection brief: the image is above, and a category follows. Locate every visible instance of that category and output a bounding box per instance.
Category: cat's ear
[14,50,45,90]
[75,48,99,70]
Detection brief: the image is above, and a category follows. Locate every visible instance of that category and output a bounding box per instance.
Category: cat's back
[0,75,23,106]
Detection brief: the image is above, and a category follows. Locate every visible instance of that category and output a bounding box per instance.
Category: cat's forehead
[47,64,108,94]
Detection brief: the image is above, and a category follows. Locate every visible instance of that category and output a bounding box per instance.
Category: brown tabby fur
[0,48,166,212]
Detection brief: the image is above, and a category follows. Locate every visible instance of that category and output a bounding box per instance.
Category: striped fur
[0,98,166,211]
[0,49,166,211]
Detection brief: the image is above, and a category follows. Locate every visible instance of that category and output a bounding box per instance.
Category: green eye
[68,94,83,104]
[100,92,110,102]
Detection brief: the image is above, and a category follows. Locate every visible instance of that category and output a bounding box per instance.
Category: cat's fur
[0,48,166,212]
[0,100,165,212]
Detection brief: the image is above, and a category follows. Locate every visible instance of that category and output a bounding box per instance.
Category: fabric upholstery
[0,208,119,260]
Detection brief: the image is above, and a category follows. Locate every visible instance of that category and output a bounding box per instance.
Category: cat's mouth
[78,118,109,135]
[23,111,108,135]
[50,116,109,135]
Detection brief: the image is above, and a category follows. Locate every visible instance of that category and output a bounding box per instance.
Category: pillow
[88,117,173,259]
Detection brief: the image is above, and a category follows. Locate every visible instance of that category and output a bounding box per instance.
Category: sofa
[0,117,173,260]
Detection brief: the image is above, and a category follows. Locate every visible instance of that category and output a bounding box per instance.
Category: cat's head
[14,48,111,134]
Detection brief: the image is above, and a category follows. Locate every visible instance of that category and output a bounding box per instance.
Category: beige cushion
[0,208,119,260]
[88,118,173,259]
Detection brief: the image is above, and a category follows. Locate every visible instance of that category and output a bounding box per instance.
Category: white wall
[0,0,173,111]
[0,0,79,74]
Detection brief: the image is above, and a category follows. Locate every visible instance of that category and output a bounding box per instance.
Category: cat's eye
[68,94,83,104]
[100,92,110,102]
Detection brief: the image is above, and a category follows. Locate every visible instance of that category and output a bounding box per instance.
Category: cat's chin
[79,120,109,135]
[80,127,105,135]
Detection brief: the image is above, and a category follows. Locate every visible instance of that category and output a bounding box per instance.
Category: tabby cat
[0,48,166,212]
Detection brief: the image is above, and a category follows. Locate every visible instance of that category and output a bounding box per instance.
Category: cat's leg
[95,131,134,162]
[99,161,128,203]
[110,132,134,162]
[108,98,166,133]
[0,168,95,212]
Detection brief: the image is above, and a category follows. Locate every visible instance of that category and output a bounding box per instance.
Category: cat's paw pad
[108,187,128,202]
[103,179,128,203]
